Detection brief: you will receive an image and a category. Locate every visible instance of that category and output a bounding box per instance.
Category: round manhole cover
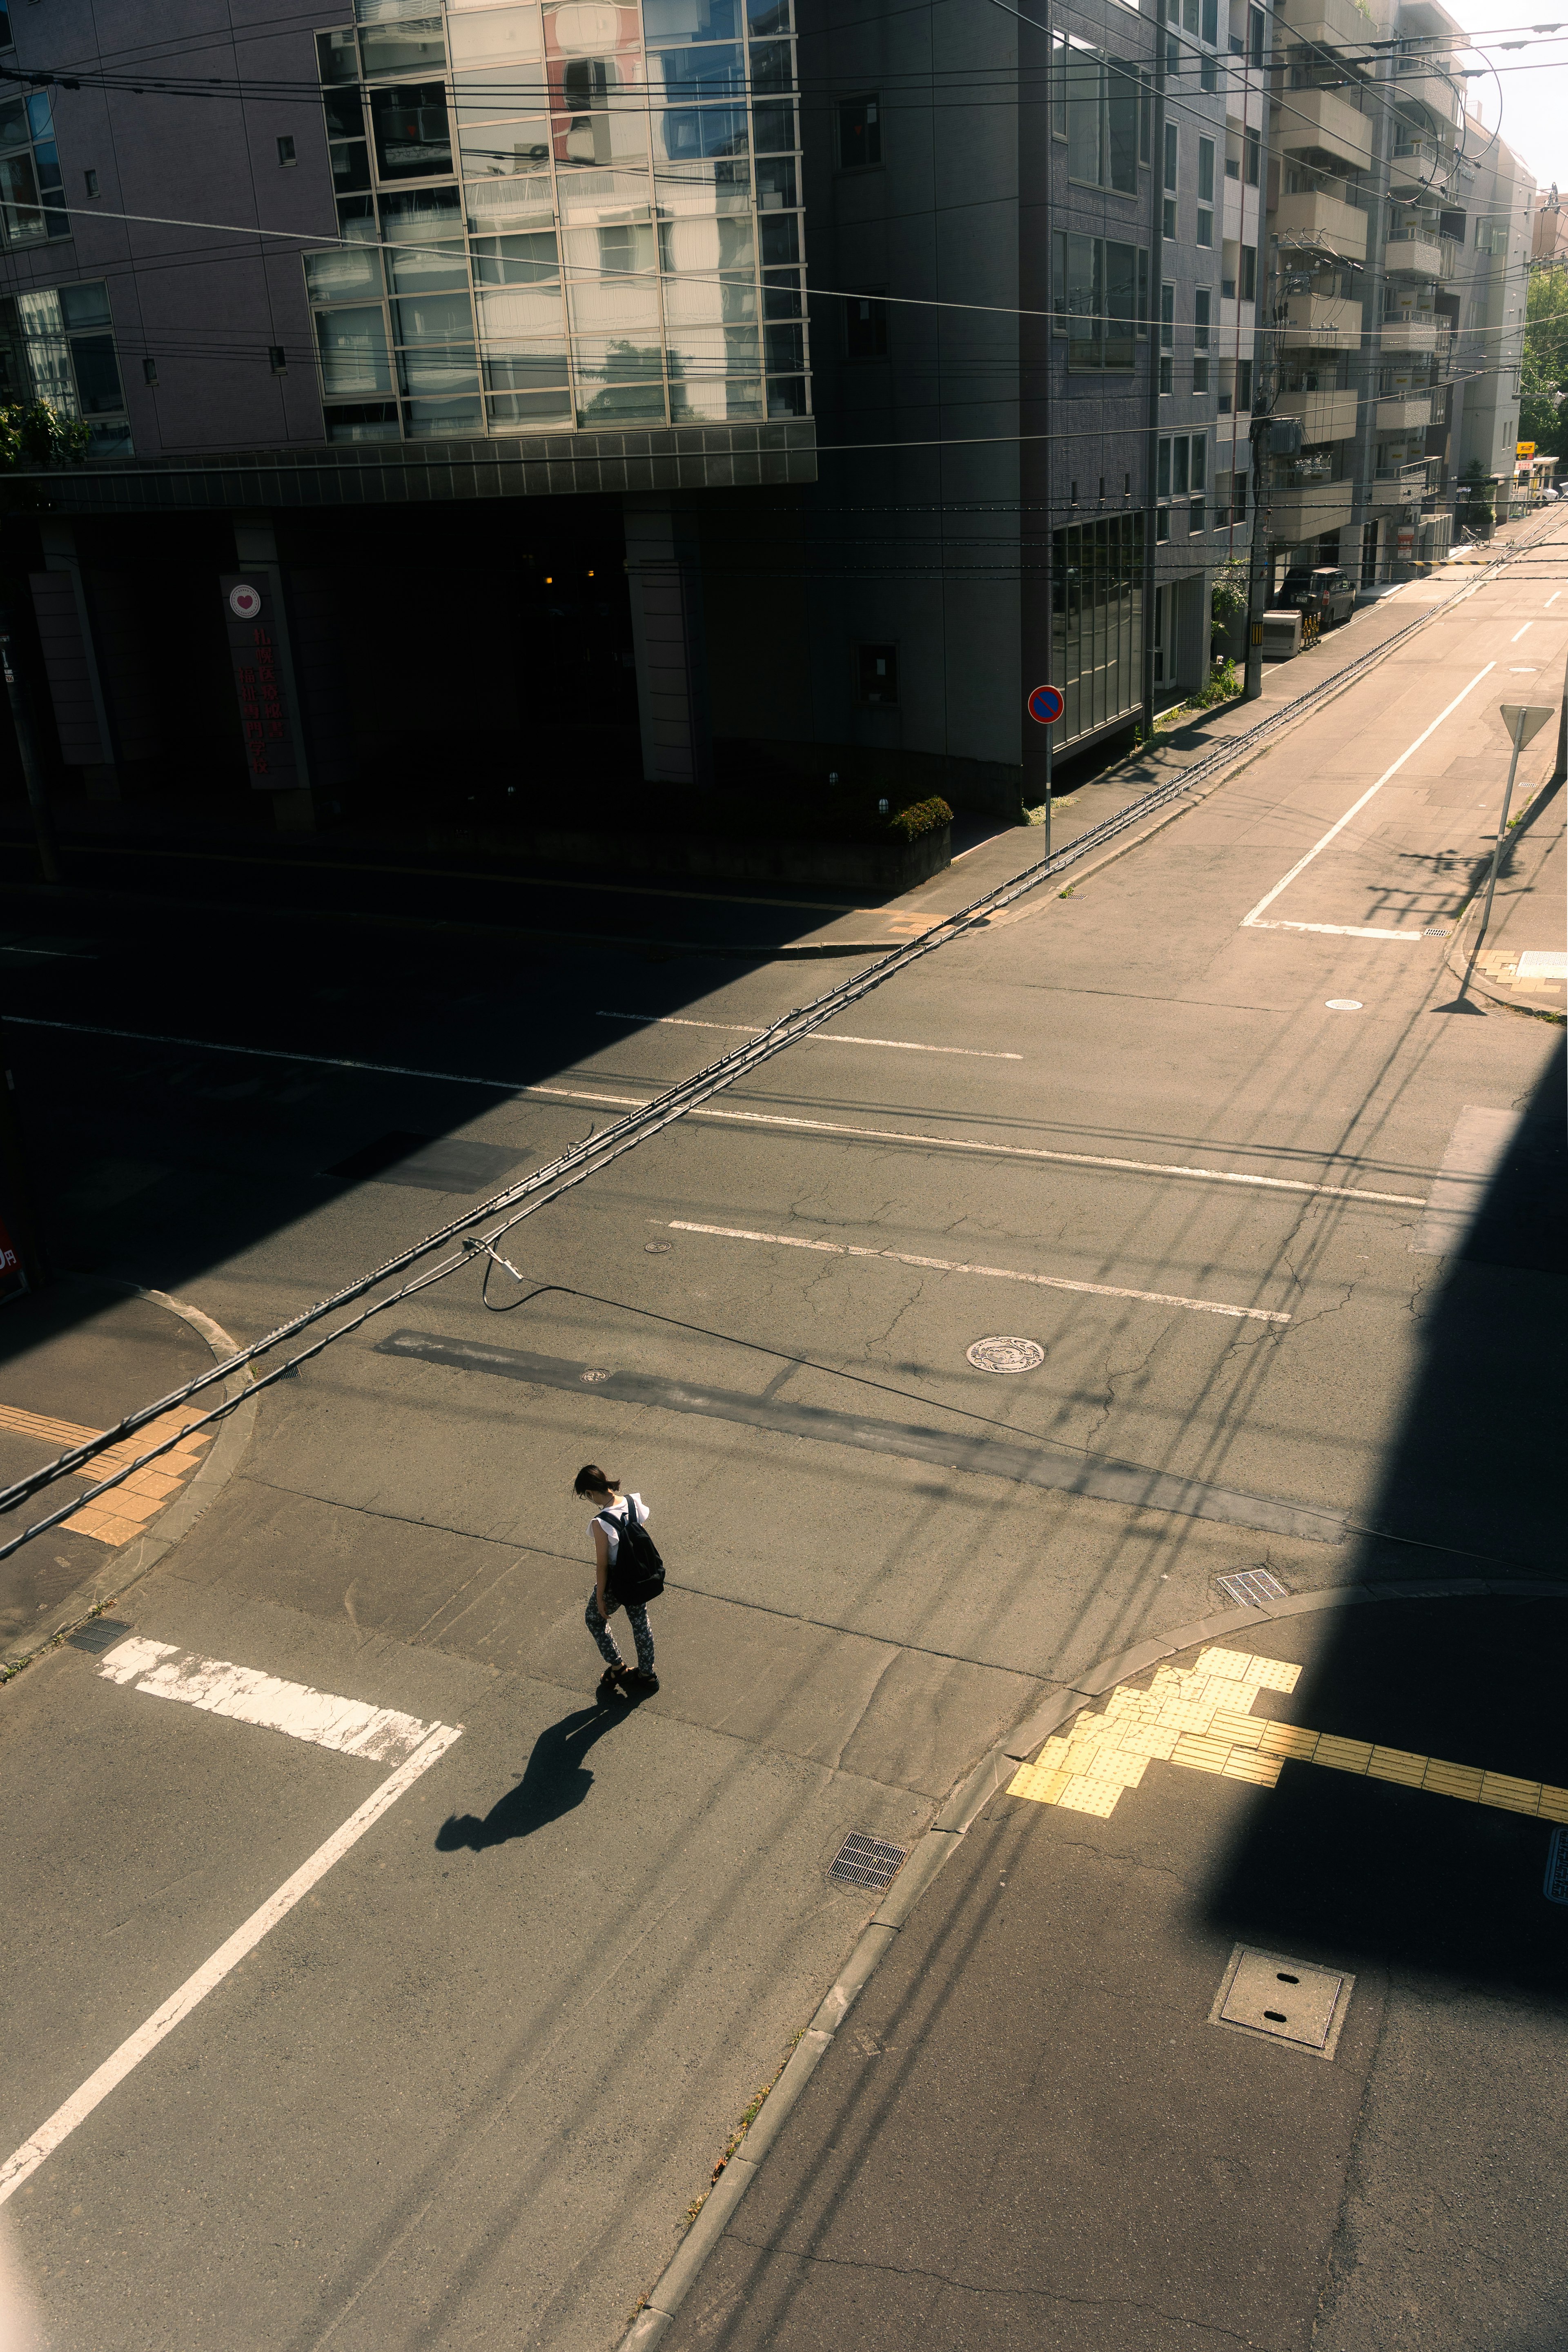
[966,1336,1045,1374]
[644,1241,672,1254]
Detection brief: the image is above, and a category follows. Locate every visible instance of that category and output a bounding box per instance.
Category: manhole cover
[1545,1826,1568,1906]
[1211,1945,1354,2059]
[830,1832,909,1893]
[66,1617,132,1655]
[966,1336,1045,1374]
[644,1241,672,1254]
[1216,1568,1289,1608]
[1324,999,1363,1012]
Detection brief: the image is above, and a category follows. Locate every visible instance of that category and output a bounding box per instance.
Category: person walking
[575,1463,660,1696]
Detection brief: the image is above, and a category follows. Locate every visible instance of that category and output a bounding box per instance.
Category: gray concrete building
[0,0,1267,840]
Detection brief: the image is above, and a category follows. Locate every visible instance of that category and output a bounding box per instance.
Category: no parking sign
[1027,683,1064,725]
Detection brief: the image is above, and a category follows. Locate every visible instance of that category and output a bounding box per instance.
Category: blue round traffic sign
[1027,683,1064,725]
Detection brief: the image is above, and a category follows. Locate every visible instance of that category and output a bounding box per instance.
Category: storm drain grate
[1422,926,1451,939]
[67,1617,131,1654]
[830,1832,909,1893]
[1216,1569,1290,1608]
[1545,1827,1568,1906]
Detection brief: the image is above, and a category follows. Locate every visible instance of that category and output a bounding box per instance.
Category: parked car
[1272,565,1356,628]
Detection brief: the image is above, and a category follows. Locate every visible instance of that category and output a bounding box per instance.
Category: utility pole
[0,610,60,885]
[1242,410,1270,700]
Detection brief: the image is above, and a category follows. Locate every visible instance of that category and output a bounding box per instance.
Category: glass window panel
[465,175,556,233]
[671,376,762,419]
[69,333,125,412]
[331,141,373,193]
[324,400,402,443]
[370,84,452,179]
[338,194,379,242]
[661,272,754,327]
[564,218,657,274]
[568,274,662,334]
[0,149,42,244]
[643,0,738,35]
[358,0,437,19]
[655,103,747,162]
[546,0,639,53]
[655,158,752,212]
[762,268,802,318]
[648,43,744,99]
[554,169,653,222]
[572,332,664,379]
[0,95,27,147]
[488,388,574,425]
[662,321,757,369]
[748,0,789,26]
[382,188,469,287]
[748,38,793,91]
[360,17,445,76]
[58,281,111,330]
[1065,51,1099,183]
[306,244,385,300]
[472,229,559,283]
[317,29,360,81]
[482,345,570,389]
[1190,432,1206,490]
[755,155,795,208]
[1064,231,1095,333]
[758,211,797,265]
[398,344,481,391]
[1163,120,1177,190]
[577,379,667,425]
[763,320,801,371]
[85,418,134,459]
[765,375,805,415]
[323,88,366,138]
[1172,436,1189,492]
[393,291,477,341]
[555,109,650,168]
[1106,63,1137,193]
[477,285,568,346]
[448,4,542,63]
[752,100,795,154]
[458,117,552,174]
[405,392,484,435]
[659,212,753,273]
[1104,239,1135,365]
[1197,136,1214,200]
[316,304,394,396]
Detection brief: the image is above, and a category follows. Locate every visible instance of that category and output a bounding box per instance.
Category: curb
[0,1281,256,1673]
[619,1570,1568,2350]
[1441,768,1566,1016]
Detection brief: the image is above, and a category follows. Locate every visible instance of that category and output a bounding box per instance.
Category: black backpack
[604,1499,665,1607]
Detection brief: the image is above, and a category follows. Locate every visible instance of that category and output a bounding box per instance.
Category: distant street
[0,528,1564,2351]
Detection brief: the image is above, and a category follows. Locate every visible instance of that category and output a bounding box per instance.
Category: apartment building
[1531,183,1568,265]
[0,0,1270,835]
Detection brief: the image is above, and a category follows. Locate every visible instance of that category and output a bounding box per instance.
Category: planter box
[425,820,953,897]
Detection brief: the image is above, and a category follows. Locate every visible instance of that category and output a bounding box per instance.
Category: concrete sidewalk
[0,1275,253,1665]
[655,1590,1568,2352]
[1445,764,1566,1018]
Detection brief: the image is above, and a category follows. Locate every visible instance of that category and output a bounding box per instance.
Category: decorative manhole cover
[830,1832,909,1893]
[644,1241,672,1254]
[966,1336,1045,1374]
[1211,1945,1354,2060]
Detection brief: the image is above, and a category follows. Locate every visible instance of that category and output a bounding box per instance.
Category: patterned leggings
[586,1591,655,1674]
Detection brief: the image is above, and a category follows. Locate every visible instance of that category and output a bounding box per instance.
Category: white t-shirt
[590,1492,647,1566]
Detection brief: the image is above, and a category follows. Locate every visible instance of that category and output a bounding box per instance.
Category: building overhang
[0,420,818,517]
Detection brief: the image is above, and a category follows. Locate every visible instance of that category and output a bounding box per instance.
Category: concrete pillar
[624,493,713,790]
[228,514,316,831]
[30,519,121,800]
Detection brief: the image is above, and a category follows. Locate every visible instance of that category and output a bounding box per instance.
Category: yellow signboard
[1517,441,1537,458]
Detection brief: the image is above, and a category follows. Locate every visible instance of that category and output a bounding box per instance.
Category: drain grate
[1546,1827,1568,1906]
[1211,1945,1354,2059]
[1423,925,1450,939]
[830,1832,909,1893]
[1216,1568,1289,1608]
[67,1617,131,1655]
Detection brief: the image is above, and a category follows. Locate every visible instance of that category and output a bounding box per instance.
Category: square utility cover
[1210,1945,1354,2060]
[325,1132,527,1193]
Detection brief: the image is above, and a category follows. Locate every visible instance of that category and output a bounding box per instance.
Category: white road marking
[10,1020,1428,1204]
[98,1638,441,1763]
[0,1720,462,2207]
[595,1010,1021,1058]
[1511,623,1534,642]
[1546,592,1561,609]
[1239,664,1496,939]
[671,1221,1292,1323]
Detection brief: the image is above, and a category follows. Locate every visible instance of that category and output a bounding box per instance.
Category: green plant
[0,400,89,468]
[1210,556,1250,651]
[1189,656,1242,708]
[884,793,952,844]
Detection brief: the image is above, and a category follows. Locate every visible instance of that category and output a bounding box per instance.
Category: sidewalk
[1444,765,1566,1017]
[654,1588,1568,2352]
[0,1275,253,1664]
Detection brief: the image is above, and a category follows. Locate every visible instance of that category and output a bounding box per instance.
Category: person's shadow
[435,1688,637,1851]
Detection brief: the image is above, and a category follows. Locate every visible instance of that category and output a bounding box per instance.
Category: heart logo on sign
[229,583,262,619]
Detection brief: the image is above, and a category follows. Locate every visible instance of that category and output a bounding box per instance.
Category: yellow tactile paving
[0,1399,212,1547]
[1007,1646,1566,1832]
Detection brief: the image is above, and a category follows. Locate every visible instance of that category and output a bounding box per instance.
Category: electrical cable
[0,497,1559,1566]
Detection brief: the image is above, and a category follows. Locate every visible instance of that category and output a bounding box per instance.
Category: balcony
[1281,85,1374,173]
[1280,292,1362,350]
[1376,393,1437,429]
[1274,0,1374,54]
[1275,387,1360,441]
[1389,138,1439,195]
[1265,479,1356,539]
[1393,68,1461,133]
[1384,231,1443,278]
[1379,317,1437,355]
[1276,189,1368,263]
[1371,461,1435,508]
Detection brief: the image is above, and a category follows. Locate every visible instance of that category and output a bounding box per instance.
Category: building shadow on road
[434,1690,641,1851]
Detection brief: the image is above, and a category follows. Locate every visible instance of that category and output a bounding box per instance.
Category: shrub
[885,794,952,844]
[1189,657,1242,709]
[0,401,89,469]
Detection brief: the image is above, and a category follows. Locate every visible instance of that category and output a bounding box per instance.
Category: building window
[1048,514,1145,747]
[0,281,134,456]
[857,643,898,704]
[1198,138,1214,202]
[1250,6,1265,65]
[1241,245,1257,301]
[1200,52,1218,92]
[0,88,68,246]
[1193,287,1210,390]
[278,135,297,166]
[1196,208,1212,248]
[1057,38,1139,195]
[1245,126,1261,186]
[1238,357,1253,408]
[1164,121,1178,192]
[1159,278,1174,392]
[838,95,880,167]
[1201,0,1218,41]
[83,167,99,198]
[845,292,887,359]
[1053,234,1143,370]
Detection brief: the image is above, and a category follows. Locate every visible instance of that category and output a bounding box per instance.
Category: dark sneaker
[623,1668,659,1695]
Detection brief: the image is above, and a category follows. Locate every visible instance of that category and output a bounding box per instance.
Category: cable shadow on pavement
[434,1691,637,1851]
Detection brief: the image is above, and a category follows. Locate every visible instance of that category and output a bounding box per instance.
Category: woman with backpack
[575,1463,661,1696]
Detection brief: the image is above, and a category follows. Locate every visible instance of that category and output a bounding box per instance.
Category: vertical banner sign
[0,1208,26,1302]
[219,575,299,790]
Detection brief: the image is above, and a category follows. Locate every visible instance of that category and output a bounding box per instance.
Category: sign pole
[1454,699,1555,1003]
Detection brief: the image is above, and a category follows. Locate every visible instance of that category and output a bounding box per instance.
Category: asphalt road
[0,526,1564,2351]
